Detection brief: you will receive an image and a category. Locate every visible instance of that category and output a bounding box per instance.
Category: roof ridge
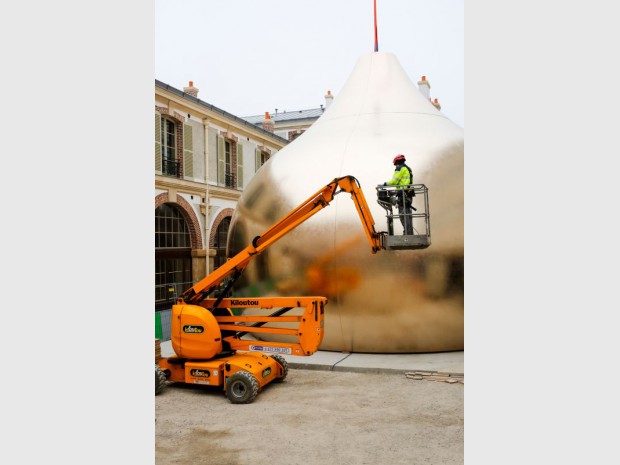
[242,106,324,119]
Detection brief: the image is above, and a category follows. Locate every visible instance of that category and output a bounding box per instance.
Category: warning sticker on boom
[249,345,291,355]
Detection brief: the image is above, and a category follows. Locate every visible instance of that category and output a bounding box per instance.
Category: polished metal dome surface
[228,51,463,353]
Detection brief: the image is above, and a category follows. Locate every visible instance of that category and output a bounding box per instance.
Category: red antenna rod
[374,0,379,52]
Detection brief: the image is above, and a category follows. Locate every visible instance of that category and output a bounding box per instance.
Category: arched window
[213,217,231,270]
[155,203,192,311]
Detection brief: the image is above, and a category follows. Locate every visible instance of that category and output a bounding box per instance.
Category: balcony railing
[162,158,180,177]
[224,172,235,188]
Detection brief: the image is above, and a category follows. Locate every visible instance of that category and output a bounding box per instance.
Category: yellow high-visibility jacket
[386,165,412,187]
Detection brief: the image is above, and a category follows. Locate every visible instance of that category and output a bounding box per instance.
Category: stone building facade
[154,80,288,313]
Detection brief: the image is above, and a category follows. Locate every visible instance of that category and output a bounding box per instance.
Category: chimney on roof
[417,76,430,100]
[324,90,334,109]
[262,111,274,132]
[183,81,199,98]
[432,98,441,111]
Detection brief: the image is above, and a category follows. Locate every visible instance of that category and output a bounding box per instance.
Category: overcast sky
[155,0,464,128]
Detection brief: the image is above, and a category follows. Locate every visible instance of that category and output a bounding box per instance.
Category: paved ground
[156,341,464,465]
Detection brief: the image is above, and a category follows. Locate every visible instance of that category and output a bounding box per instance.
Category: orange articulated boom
[170,176,385,360]
[179,175,385,307]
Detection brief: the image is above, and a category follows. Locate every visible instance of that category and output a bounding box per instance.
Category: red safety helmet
[393,154,406,165]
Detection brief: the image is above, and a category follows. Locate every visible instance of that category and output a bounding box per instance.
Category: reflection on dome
[229,52,463,353]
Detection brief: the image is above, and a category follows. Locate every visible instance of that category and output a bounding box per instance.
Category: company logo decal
[230,299,259,306]
[183,325,204,334]
[262,367,272,378]
[190,369,210,378]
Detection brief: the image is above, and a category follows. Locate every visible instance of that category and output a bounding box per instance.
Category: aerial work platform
[376,184,431,250]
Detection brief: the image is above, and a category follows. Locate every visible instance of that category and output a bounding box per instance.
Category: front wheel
[225,371,259,404]
[155,365,167,395]
[271,354,288,382]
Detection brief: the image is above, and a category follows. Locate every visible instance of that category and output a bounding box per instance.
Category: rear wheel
[155,365,167,395]
[271,355,288,382]
[225,371,259,404]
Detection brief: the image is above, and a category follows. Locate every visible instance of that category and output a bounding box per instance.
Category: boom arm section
[180,175,384,306]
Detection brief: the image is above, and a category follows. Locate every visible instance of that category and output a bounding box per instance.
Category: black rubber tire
[271,354,288,382]
[155,365,167,395]
[225,371,259,404]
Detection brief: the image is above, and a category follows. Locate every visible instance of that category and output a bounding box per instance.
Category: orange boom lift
[155,175,430,403]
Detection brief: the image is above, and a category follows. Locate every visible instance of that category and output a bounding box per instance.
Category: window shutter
[237,143,243,189]
[155,113,162,172]
[255,148,261,172]
[183,123,193,178]
[217,135,225,185]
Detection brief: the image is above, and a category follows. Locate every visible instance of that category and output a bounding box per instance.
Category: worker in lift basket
[383,154,414,235]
